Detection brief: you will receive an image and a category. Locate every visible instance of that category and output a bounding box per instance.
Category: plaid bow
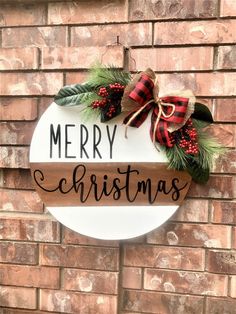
[123,74,189,147]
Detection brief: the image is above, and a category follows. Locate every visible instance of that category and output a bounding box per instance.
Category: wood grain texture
[30,162,191,206]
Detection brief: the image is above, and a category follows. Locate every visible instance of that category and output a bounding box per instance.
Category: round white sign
[30,103,191,240]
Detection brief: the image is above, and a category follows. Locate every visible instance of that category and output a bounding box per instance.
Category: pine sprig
[192,121,226,170]
[164,144,190,170]
[164,119,225,183]
[80,105,100,122]
[88,63,131,88]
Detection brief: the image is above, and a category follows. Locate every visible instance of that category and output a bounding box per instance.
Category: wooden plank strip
[30,162,191,206]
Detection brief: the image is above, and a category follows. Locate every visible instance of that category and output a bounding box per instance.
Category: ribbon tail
[123,101,153,139]
[150,111,173,148]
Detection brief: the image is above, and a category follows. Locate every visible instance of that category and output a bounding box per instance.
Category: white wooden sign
[30,103,191,240]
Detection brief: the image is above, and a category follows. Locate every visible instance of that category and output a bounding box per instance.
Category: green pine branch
[88,63,131,88]
[164,119,226,183]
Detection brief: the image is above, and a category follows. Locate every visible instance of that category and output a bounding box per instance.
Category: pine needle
[88,63,131,88]
[164,119,226,172]
[164,144,191,170]
[80,105,100,123]
[194,131,226,170]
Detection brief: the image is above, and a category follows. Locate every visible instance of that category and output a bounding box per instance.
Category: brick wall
[0,0,235,313]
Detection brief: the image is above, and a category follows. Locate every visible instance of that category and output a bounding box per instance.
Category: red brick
[122,267,142,289]
[2,26,68,48]
[217,45,236,69]
[40,289,117,313]
[154,20,236,45]
[0,310,58,314]
[42,46,124,69]
[207,250,236,274]
[206,297,236,313]
[130,47,213,71]
[0,286,36,309]
[0,216,60,242]
[0,122,35,145]
[122,290,204,313]
[65,72,89,85]
[213,150,236,174]
[230,276,236,297]
[147,223,231,248]
[221,0,236,16]
[211,201,236,224]
[124,245,205,271]
[0,265,59,289]
[233,227,236,249]
[0,169,33,189]
[40,244,119,271]
[0,48,38,70]
[63,226,119,247]
[0,3,46,26]
[0,189,43,213]
[63,269,118,294]
[120,312,142,314]
[171,199,208,223]
[158,72,236,97]
[0,73,63,96]
[38,97,54,117]
[214,99,236,122]
[0,147,29,168]
[71,23,152,47]
[48,0,127,24]
[0,241,38,265]
[0,98,38,121]
[144,269,228,296]
[207,124,236,148]
[129,0,218,20]
[188,175,235,199]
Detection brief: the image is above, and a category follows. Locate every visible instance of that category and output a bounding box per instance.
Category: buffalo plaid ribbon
[123,74,189,147]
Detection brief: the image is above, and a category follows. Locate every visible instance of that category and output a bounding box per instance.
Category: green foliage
[192,120,226,170]
[88,63,131,88]
[191,102,213,127]
[80,105,100,122]
[186,161,210,184]
[164,119,225,184]
[54,83,97,107]
[54,64,131,109]
[165,144,189,170]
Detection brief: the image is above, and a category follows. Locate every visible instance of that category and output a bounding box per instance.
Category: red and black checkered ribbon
[123,74,189,147]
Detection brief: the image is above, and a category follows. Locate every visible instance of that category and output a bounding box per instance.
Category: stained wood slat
[30,162,191,207]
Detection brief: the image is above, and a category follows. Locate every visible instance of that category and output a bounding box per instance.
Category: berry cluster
[109,83,125,92]
[98,87,109,97]
[92,99,107,109]
[174,119,199,155]
[106,105,116,118]
[91,83,125,120]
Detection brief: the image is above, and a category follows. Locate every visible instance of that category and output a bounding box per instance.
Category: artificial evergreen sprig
[164,118,225,183]
[87,63,131,88]
[54,64,131,122]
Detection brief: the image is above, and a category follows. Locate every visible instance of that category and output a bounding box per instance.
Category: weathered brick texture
[0,265,60,288]
[154,20,236,45]
[0,98,38,121]
[129,0,218,20]
[0,241,38,265]
[63,269,118,294]
[0,0,236,312]
[124,245,205,271]
[40,244,119,270]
